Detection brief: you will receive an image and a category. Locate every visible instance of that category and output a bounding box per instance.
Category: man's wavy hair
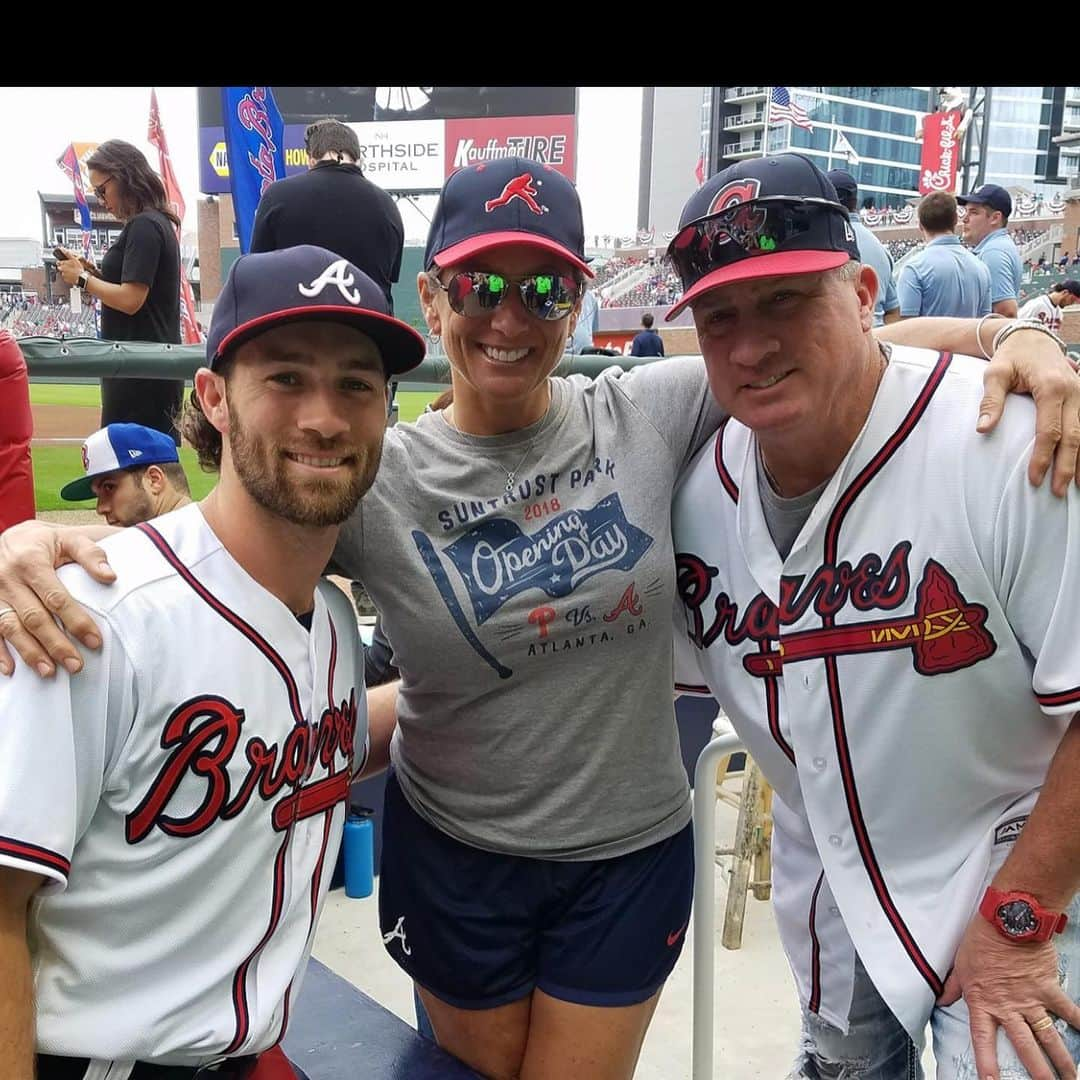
[86,140,181,227]
[178,357,233,472]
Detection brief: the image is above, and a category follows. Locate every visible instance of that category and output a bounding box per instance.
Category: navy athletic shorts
[378,769,694,1010]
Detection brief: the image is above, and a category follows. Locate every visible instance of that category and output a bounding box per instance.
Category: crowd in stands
[603,261,683,309]
[0,294,98,338]
[884,238,921,263]
[589,255,641,291]
[1011,227,1047,249]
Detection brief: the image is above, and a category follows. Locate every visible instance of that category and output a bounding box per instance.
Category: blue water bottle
[344,806,374,899]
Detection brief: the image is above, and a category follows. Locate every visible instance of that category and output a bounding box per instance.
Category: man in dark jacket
[251,118,404,310]
[629,312,665,357]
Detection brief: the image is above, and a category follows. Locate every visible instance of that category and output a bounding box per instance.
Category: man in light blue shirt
[958,183,1022,317]
[897,192,991,318]
[827,170,900,326]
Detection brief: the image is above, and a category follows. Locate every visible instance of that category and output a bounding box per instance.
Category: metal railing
[724,86,767,102]
[723,111,765,130]
[723,138,763,156]
[15,336,672,386]
[692,728,746,1080]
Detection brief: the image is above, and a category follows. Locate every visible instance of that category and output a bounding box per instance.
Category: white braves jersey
[1017,292,1062,332]
[672,346,1080,1040]
[0,504,368,1066]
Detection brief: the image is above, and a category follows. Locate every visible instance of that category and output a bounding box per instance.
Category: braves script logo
[485,173,546,215]
[298,260,363,305]
[81,443,90,470]
[236,87,280,195]
[125,690,358,844]
[676,541,996,677]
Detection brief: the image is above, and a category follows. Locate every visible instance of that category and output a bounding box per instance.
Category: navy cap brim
[60,476,98,502]
[666,250,851,321]
[212,305,426,375]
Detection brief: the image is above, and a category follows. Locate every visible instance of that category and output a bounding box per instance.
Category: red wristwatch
[979,887,1068,943]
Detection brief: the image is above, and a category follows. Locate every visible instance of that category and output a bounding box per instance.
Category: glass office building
[710,87,1071,208]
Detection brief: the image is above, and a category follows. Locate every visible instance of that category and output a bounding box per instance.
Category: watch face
[998,899,1039,937]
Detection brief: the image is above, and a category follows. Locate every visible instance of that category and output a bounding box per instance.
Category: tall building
[637,86,709,237]
[712,87,929,207]
[977,86,1068,198]
[707,87,1072,208]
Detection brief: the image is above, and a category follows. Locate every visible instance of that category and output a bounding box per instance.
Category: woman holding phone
[56,140,183,442]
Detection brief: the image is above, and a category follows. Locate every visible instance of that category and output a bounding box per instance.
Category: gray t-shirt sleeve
[602,355,726,474]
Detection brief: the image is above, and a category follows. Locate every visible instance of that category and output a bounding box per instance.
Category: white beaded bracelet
[975,312,1006,360]
[991,318,1069,359]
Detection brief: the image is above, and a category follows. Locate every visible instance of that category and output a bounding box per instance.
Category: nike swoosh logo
[667,923,687,947]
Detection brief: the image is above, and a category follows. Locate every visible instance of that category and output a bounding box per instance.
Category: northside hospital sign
[198,86,577,195]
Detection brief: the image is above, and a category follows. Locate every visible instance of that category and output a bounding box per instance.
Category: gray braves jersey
[334,357,722,859]
[673,346,1079,1039]
[0,504,367,1065]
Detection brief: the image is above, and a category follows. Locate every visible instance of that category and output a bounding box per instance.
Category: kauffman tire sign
[445,116,576,180]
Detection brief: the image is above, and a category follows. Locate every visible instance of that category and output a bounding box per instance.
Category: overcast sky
[0,86,643,246]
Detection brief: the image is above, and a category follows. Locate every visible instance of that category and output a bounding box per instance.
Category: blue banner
[221,86,285,254]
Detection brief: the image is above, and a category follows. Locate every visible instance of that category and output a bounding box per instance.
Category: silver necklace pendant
[505,472,516,494]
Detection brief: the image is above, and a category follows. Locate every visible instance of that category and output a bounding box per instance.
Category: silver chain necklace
[446,407,540,494]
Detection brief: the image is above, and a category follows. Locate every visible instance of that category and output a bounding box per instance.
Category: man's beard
[227,403,383,527]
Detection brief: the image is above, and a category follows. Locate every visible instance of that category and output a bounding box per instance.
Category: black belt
[36,1054,259,1079]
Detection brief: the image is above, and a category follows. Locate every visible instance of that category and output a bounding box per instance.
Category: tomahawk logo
[679,546,996,678]
[382,916,411,955]
[298,260,362,305]
[485,173,547,215]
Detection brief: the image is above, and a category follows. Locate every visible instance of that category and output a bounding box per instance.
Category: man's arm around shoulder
[0,866,44,1080]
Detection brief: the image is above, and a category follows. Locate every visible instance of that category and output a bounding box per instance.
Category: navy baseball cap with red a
[424,157,594,278]
[206,245,425,375]
[666,153,859,319]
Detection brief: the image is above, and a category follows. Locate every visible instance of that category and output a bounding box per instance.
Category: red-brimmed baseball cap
[206,245,426,375]
[424,157,594,278]
[666,153,859,320]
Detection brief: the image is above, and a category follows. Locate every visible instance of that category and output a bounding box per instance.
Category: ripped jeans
[790,896,1080,1079]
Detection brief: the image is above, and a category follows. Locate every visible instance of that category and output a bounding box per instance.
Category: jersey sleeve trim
[1036,686,1080,710]
[674,681,712,696]
[0,835,70,881]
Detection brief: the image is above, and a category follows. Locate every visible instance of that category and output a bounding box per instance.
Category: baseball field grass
[30,384,440,511]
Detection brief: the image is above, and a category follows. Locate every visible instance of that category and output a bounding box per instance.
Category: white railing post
[692,729,745,1080]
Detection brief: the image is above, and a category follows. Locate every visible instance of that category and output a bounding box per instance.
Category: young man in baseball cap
[669,154,1080,1078]
[60,423,192,526]
[0,245,424,1080]
[825,168,900,326]
[959,183,1024,317]
[1018,278,1080,333]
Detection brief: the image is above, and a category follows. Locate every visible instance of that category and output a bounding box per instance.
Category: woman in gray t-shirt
[331,157,718,1079]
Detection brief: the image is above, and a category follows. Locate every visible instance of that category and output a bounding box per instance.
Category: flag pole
[763,87,771,155]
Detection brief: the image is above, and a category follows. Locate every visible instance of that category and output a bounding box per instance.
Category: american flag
[769,87,814,131]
